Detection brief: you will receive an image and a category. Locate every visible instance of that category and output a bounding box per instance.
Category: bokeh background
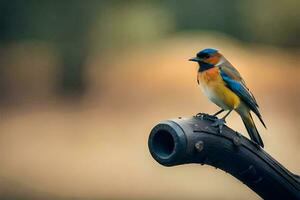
[0,1,300,199]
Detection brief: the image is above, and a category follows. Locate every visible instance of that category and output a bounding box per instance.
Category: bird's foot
[211,118,226,133]
[195,113,218,121]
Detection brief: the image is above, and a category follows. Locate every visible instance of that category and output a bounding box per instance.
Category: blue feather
[197,48,218,57]
[220,68,266,128]
[220,69,257,112]
[200,48,218,54]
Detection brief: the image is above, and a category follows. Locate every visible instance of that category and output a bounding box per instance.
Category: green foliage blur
[0,0,299,98]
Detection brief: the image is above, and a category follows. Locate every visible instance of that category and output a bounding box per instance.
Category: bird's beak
[189,57,202,62]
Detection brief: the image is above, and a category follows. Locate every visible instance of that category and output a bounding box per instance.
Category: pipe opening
[152,129,175,158]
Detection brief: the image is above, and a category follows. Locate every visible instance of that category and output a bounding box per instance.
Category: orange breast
[197,67,220,84]
[197,67,240,110]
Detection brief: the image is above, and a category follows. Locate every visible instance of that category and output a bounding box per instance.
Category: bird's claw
[195,113,226,133]
[211,118,226,133]
[195,113,218,121]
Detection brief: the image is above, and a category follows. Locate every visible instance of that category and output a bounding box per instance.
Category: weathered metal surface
[148,114,300,200]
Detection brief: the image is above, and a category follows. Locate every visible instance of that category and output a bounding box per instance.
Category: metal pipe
[148,114,300,200]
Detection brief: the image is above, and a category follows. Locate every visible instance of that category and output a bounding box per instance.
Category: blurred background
[0,0,299,199]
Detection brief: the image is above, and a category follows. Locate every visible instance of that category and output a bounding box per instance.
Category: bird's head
[189,48,222,70]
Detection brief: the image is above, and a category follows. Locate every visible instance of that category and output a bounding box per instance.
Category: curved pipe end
[148,120,187,166]
[148,116,300,199]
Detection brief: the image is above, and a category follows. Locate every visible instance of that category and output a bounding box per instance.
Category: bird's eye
[204,55,210,59]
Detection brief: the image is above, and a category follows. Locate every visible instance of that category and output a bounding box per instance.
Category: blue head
[197,48,218,57]
[189,48,222,71]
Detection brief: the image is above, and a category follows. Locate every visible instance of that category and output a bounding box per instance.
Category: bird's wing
[219,63,258,106]
[220,68,266,128]
[220,68,257,109]
[218,62,244,82]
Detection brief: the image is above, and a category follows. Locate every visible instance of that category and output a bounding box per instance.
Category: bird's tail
[241,112,264,148]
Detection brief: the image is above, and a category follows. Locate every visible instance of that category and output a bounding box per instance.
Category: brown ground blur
[0,33,300,200]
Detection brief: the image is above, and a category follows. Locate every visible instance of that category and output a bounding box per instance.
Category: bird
[189,48,266,147]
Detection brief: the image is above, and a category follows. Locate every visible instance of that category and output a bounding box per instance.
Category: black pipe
[148,114,300,200]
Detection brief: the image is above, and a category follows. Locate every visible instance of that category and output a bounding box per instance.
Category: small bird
[189,48,266,147]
